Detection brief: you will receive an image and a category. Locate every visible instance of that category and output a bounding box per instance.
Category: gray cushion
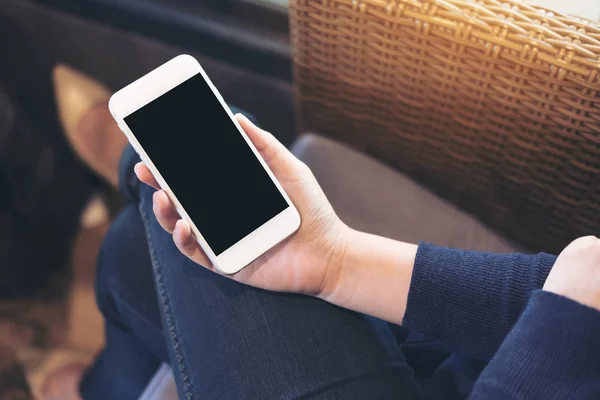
[139,134,519,400]
[292,134,518,253]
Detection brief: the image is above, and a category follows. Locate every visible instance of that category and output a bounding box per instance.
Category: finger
[153,190,179,233]
[172,219,212,268]
[570,236,598,246]
[135,163,160,190]
[235,114,300,177]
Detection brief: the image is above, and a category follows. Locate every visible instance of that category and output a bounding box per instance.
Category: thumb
[235,113,300,179]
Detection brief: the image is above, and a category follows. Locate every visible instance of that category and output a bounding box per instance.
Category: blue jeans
[80,121,483,399]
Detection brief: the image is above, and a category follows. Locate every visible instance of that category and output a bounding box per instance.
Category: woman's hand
[135,114,349,297]
[544,236,600,311]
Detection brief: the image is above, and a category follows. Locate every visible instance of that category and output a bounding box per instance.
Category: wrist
[318,227,418,324]
[318,223,355,303]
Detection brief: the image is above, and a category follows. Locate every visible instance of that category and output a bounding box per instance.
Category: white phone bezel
[108,54,301,275]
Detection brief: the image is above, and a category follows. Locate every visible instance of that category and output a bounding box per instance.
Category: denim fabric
[82,161,421,400]
[80,109,481,399]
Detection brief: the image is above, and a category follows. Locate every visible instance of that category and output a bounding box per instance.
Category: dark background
[2,0,297,145]
[0,0,297,293]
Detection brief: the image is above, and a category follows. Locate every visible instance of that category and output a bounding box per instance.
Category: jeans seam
[139,199,194,400]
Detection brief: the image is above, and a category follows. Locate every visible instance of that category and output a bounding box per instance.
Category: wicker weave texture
[290,0,600,253]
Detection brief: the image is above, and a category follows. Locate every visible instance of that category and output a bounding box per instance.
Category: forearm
[320,227,417,325]
[404,244,556,358]
[322,228,556,358]
[470,291,600,399]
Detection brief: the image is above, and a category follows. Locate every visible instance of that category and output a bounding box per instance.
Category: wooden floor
[0,215,108,399]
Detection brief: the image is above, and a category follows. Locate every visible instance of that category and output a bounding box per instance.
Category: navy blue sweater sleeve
[402,243,556,359]
[470,291,600,399]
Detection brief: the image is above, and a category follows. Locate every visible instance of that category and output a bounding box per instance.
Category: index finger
[134,162,160,190]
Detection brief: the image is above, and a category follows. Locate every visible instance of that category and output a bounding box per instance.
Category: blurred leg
[80,205,164,399]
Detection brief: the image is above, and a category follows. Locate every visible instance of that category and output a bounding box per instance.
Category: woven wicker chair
[290,0,600,254]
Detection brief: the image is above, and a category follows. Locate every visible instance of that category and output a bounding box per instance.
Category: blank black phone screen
[125,73,288,255]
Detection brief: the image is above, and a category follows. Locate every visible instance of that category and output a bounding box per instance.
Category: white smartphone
[109,54,301,275]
